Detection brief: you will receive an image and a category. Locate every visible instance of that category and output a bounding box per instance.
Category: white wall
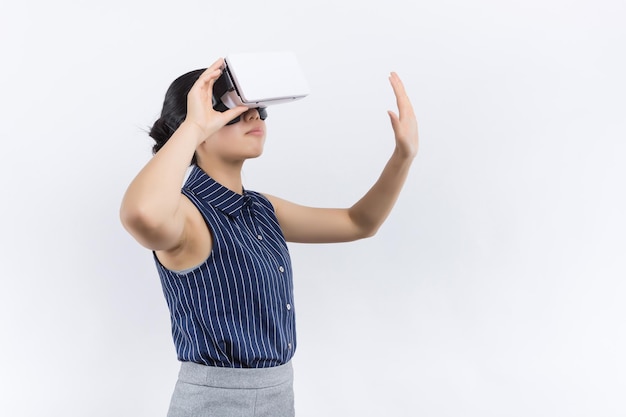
[1,1,625,416]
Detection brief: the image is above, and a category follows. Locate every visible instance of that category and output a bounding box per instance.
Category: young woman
[120,57,419,417]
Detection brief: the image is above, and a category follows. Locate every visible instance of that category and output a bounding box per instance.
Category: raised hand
[387,72,419,159]
[184,58,248,144]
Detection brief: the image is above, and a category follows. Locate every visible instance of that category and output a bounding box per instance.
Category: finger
[200,58,225,80]
[196,67,222,89]
[192,58,225,92]
[387,110,400,133]
[222,105,249,121]
[389,72,414,118]
[208,57,225,72]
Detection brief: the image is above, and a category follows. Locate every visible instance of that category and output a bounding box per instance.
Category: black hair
[149,68,206,165]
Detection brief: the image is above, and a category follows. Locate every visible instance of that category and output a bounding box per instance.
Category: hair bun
[149,117,173,155]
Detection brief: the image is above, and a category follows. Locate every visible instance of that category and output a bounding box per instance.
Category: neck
[197,159,245,195]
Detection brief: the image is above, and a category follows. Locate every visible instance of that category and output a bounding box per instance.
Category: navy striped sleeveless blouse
[154,166,296,368]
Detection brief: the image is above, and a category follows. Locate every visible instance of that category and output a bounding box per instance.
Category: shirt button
[286,303,291,311]
[279,266,285,273]
[288,343,292,349]
[257,235,263,240]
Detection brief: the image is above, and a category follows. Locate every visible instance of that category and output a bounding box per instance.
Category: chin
[246,150,264,160]
[245,143,265,159]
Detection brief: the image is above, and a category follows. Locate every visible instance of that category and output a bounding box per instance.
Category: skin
[120,58,419,271]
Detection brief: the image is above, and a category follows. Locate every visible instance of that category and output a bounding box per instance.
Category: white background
[1,0,625,416]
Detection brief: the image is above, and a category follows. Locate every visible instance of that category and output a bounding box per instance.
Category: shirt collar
[184,165,251,217]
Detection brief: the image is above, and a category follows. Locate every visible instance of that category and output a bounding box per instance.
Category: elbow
[348,211,381,241]
[118,191,189,252]
[119,205,172,251]
[362,225,380,239]
[119,193,181,251]
[120,205,144,237]
[119,203,160,238]
[354,223,380,240]
[119,204,140,232]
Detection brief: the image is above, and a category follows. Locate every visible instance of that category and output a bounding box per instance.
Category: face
[198,108,267,164]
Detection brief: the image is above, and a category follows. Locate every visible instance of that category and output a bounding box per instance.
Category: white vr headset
[212,51,310,114]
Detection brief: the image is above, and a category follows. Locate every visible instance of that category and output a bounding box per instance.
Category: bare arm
[266,72,419,243]
[119,121,203,250]
[119,59,247,251]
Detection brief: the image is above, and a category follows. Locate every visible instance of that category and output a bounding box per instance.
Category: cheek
[201,129,235,148]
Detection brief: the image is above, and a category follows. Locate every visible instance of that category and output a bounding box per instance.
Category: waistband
[177,361,293,389]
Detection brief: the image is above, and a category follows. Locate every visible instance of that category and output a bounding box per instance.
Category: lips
[246,127,265,135]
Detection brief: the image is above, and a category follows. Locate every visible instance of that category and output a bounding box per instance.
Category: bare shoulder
[261,193,286,210]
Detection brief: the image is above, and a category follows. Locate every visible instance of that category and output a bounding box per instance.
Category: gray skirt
[167,361,295,417]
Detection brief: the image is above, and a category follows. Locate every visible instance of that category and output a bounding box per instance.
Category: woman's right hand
[183,58,248,145]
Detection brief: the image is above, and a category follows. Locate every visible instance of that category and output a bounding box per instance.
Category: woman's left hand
[387,72,419,159]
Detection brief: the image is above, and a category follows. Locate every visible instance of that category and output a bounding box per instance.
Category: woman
[120,57,419,417]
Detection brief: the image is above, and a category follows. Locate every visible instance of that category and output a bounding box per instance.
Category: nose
[243,108,260,122]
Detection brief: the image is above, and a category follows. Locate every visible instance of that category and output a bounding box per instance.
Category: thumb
[388,110,400,132]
